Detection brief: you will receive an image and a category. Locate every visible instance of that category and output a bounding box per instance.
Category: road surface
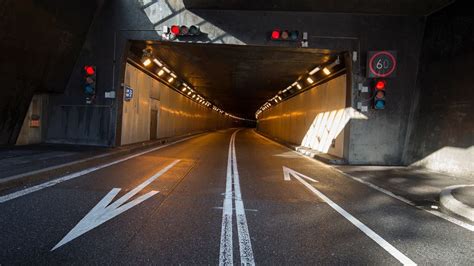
[0,129,472,265]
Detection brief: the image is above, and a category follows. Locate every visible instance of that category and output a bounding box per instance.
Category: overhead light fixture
[168,77,174,83]
[170,73,177,78]
[163,67,171,73]
[306,77,314,84]
[309,66,321,75]
[142,58,151,66]
[158,69,164,76]
[278,96,282,100]
[187,91,192,95]
[153,58,163,67]
[192,94,196,98]
[323,67,331,75]
[182,87,187,92]
[296,83,302,89]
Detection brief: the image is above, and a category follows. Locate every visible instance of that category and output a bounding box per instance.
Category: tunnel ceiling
[130,41,340,119]
[183,0,453,16]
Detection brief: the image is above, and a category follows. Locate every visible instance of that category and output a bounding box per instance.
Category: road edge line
[253,129,474,232]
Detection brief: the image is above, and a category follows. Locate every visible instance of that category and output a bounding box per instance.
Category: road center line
[219,130,255,266]
[0,135,197,203]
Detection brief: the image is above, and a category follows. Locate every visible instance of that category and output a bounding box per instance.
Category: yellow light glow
[153,58,162,67]
[158,69,164,76]
[168,77,174,82]
[323,67,331,75]
[306,77,314,84]
[142,58,151,66]
[187,91,192,95]
[296,84,302,89]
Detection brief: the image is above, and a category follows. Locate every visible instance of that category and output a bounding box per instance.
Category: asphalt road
[0,129,472,265]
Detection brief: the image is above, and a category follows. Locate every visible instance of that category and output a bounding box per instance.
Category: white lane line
[219,129,255,266]
[219,131,234,266]
[0,135,197,203]
[291,173,416,266]
[254,131,474,232]
[231,131,255,265]
[332,169,474,232]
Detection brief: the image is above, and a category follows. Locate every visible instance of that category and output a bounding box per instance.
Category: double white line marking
[219,130,255,265]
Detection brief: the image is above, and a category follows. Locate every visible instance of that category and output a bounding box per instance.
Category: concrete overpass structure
[0,1,472,264]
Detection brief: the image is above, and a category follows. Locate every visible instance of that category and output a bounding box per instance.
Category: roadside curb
[0,131,207,193]
[440,185,474,223]
[254,130,346,164]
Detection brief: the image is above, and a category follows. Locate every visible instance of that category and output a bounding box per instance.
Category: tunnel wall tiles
[257,74,347,158]
[121,63,232,145]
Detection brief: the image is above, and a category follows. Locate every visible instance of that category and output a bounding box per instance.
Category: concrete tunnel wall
[45,0,425,165]
[0,0,103,145]
[257,74,349,159]
[121,63,233,145]
[14,0,472,177]
[402,2,474,178]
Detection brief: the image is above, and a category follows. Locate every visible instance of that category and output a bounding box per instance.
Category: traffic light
[83,65,96,102]
[373,79,386,109]
[270,29,299,41]
[169,25,201,36]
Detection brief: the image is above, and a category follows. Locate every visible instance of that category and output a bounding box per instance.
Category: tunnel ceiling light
[187,91,192,95]
[306,77,314,84]
[277,96,282,100]
[170,72,177,78]
[192,94,196,98]
[296,83,302,89]
[309,66,321,75]
[168,77,174,83]
[323,67,331,75]
[153,58,163,67]
[142,58,152,67]
[182,87,187,92]
[163,67,171,73]
[157,69,165,76]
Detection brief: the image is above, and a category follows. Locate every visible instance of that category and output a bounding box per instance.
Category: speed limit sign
[367,51,397,78]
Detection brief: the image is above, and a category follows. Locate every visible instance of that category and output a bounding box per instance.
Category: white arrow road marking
[219,130,255,266]
[51,159,180,251]
[283,166,416,266]
[283,166,318,183]
[0,135,196,204]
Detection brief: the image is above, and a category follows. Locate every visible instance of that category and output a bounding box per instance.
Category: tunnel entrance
[122,41,349,159]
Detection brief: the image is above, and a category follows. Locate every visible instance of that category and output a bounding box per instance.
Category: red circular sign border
[369,51,396,78]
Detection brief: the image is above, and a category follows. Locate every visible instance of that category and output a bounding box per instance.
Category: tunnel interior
[129,41,346,120]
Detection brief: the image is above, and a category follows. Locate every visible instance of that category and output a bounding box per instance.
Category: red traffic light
[375,80,386,90]
[84,66,95,75]
[270,29,299,41]
[271,30,280,40]
[171,25,180,35]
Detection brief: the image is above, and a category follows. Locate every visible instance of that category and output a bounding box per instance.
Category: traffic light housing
[270,29,300,41]
[83,65,96,103]
[170,25,201,36]
[373,79,386,109]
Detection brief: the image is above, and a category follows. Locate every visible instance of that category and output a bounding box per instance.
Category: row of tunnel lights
[255,56,341,119]
[141,50,248,121]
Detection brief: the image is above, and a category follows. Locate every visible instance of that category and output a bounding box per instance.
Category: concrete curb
[0,131,208,192]
[254,130,346,165]
[440,185,474,223]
